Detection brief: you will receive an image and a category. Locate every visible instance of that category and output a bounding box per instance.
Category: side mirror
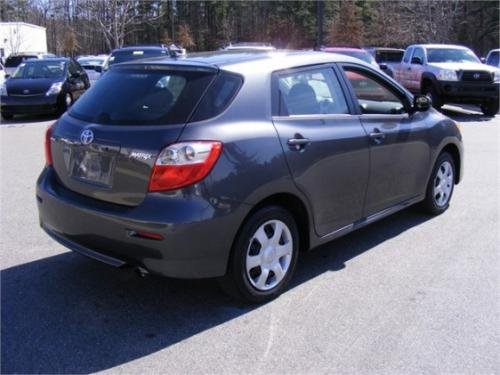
[379,63,388,70]
[4,74,10,79]
[411,56,423,65]
[413,94,431,112]
[480,57,486,64]
[94,66,102,73]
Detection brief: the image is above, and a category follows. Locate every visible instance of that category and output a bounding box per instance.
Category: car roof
[112,45,167,53]
[366,47,404,52]
[25,57,69,62]
[122,50,367,75]
[409,44,471,50]
[321,47,366,52]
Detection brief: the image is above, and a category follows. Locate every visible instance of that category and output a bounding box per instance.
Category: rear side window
[277,68,348,116]
[69,67,216,125]
[190,72,243,122]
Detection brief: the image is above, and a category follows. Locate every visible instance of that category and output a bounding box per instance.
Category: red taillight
[149,141,223,192]
[45,125,53,166]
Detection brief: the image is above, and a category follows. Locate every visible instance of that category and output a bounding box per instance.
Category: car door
[340,64,431,217]
[397,47,413,89]
[408,47,425,92]
[271,65,370,237]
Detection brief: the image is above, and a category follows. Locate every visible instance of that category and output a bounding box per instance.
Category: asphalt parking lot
[1,105,499,374]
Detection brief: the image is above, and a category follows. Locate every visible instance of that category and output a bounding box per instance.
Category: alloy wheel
[433,161,453,207]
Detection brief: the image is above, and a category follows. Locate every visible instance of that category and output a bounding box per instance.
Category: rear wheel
[1,112,13,120]
[421,152,455,215]
[480,99,499,117]
[423,84,442,109]
[219,206,299,303]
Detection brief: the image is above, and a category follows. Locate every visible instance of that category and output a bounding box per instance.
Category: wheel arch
[440,143,462,184]
[235,192,311,254]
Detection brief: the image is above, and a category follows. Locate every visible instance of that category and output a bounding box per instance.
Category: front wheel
[219,206,299,303]
[421,152,455,215]
[57,92,73,115]
[423,84,442,109]
[1,112,13,120]
[480,99,499,117]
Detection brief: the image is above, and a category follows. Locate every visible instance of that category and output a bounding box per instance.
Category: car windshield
[427,48,480,63]
[375,50,404,63]
[108,49,169,66]
[487,51,499,67]
[11,61,66,79]
[69,66,216,125]
[334,50,376,65]
[78,57,105,66]
[5,55,37,67]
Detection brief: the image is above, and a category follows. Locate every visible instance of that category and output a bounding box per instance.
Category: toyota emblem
[473,73,480,79]
[80,129,94,145]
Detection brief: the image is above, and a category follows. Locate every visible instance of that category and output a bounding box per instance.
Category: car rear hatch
[50,63,218,206]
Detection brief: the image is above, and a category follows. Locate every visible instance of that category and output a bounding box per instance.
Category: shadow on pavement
[1,208,433,374]
[441,105,497,123]
[0,113,59,126]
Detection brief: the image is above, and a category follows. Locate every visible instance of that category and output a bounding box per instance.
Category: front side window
[412,48,425,63]
[402,48,413,64]
[69,67,216,125]
[277,68,348,115]
[486,51,499,67]
[343,68,406,115]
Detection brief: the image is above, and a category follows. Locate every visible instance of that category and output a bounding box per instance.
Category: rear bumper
[1,94,58,114]
[36,167,251,278]
[438,81,499,103]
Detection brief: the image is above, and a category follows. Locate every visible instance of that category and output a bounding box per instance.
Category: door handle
[369,129,386,144]
[287,135,311,151]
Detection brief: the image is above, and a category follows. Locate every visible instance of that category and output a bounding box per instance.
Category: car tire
[423,84,442,109]
[421,152,455,215]
[58,92,73,114]
[219,205,300,303]
[480,99,499,117]
[1,112,13,120]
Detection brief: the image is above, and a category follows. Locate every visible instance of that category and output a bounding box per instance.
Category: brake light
[45,125,53,166]
[149,141,223,191]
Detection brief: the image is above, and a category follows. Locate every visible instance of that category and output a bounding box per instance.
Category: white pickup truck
[393,44,499,116]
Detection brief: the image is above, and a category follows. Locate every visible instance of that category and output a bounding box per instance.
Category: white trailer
[0,22,48,60]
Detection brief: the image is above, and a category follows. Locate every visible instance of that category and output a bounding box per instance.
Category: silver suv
[393,44,499,116]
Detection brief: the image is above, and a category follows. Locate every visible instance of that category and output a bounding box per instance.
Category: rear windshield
[375,51,404,63]
[108,49,168,67]
[69,67,216,125]
[5,55,37,67]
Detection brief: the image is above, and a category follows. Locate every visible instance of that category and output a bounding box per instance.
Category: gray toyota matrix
[37,51,463,303]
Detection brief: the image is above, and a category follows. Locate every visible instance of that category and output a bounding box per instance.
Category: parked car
[321,47,379,69]
[77,56,106,85]
[485,49,499,68]
[365,47,405,77]
[4,52,57,77]
[392,44,500,116]
[103,45,170,71]
[223,42,276,51]
[37,51,463,303]
[1,57,89,119]
[0,63,5,85]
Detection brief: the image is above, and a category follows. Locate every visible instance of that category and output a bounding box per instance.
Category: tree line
[1,0,499,57]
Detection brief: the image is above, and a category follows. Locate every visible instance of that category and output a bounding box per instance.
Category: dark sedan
[1,58,89,119]
[37,51,463,303]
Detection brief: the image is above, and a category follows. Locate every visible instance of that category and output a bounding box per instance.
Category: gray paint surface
[0,108,498,373]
